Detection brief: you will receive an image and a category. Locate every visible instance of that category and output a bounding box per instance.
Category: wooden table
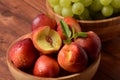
[0,0,120,80]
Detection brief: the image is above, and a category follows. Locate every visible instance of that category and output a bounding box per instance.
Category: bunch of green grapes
[48,0,120,20]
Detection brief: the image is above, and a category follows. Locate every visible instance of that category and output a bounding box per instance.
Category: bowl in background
[7,33,101,80]
[46,1,120,42]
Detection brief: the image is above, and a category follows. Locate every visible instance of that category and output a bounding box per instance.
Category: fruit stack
[8,13,101,78]
[48,0,120,20]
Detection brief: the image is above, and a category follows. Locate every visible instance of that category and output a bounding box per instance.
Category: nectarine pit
[46,35,53,46]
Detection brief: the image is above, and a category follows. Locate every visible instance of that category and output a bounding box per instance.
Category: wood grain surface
[0,0,120,80]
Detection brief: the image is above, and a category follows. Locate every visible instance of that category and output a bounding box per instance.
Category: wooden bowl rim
[46,0,120,24]
[6,33,101,79]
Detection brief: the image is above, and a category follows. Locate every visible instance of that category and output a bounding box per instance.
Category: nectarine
[33,55,60,77]
[32,13,57,31]
[75,31,101,62]
[32,26,62,54]
[9,38,38,69]
[58,42,88,73]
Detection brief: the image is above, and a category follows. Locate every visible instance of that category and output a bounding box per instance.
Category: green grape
[48,0,59,7]
[79,8,91,20]
[48,0,119,20]
[71,0,79,2]
[111,0,120,8]
[100,0,112,6]
[60,0,71,7]
[90,0,103,12]
[79,0,93,7]
[72,2,84,15]
[61,7,73,17]
[53,5,62,15]
[102,5,113,17]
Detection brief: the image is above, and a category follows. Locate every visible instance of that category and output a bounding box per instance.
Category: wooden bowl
[7,33,101,80]
[46,1,120,42]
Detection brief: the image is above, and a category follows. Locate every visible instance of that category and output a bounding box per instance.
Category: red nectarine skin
[58,42,88,73]
[75,31,101,62]
[33,55,60,77]
[64,17,81,32]
[9,38,38,69]
[32,13,57,31]
[57,17,81,40]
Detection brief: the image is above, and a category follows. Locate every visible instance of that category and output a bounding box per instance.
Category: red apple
[32,13,57,31]
[9,38,38,69]
[57,17,81,40]
[33,55,60,77]
[32,26,62,54]
[58,42,88,73]
[75,31,101,62]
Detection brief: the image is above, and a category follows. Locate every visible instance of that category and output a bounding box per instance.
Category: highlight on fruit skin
[32,26,62,54]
